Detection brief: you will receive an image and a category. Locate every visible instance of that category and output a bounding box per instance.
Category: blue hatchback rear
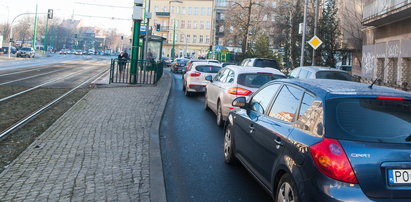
[225,79,411,201]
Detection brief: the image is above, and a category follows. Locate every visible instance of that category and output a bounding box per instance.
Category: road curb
[149,69,172,202]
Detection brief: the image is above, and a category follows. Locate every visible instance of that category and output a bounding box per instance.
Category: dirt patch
[0,87,90,173]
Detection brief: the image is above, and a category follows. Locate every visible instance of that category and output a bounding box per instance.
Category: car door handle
[248,124,255,133]
[274,138,284,146]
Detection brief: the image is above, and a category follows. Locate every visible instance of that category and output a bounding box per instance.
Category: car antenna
[368,60,392,89]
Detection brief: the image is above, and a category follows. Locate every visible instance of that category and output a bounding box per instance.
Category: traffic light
[121,36,124,40]
[156,24,161,31]
[209,45,212,51]
[47,9,53,19]
[74,34,78,38]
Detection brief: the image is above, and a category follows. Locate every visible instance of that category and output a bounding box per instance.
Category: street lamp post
[171,19,176,59]
[300,0,308,66]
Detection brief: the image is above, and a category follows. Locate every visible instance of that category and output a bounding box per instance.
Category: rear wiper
[406,135,411,142]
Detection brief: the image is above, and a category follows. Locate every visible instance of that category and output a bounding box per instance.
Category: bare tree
[13,17,33,47]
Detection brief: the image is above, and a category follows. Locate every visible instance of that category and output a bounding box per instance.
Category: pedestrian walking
[118,50,129,74]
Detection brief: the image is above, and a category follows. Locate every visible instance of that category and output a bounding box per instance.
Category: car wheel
[276,174,299,202]
[224,124,237,164]
[184,83,191,96]
[204,91,210,111]
[182,81,186,91]
[216,101,223,127]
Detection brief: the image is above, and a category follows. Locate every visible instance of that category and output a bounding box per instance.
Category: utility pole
[43,9,53,54]
[131,0,144,84]
[300,0,308,66]
[33,4,38,50]
[312,0,319,66]
[171,19,176,59]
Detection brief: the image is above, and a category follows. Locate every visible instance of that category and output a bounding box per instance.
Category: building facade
[361,0,411,90]
[150,0,214,58]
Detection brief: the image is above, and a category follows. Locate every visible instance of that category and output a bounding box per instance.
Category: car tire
[216,101,223,127]
[224,124,237,164]
[184,83,191,96]
[182,80,186,91]
[276,174,299,202]
[204,91,210,111]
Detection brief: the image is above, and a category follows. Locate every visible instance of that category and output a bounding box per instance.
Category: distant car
[182,62,222,96]
[241,58,280,70]
[74,50,83,55]
[16,47,35,58]
[1,46,17,54]
[171,58,189,73]
[161,57,173,67]
[225,78,411,201]
[59,49,68,54]
[204,65,286,126]
[289,66,352,81]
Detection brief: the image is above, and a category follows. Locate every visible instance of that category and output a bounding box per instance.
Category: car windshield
[254,59,279,69]
[21,48,32,51]
[177,59,188,64]
[316,71,352,81]
[237,73,285,88]
[326,98,411,143]
[195,65,221,73]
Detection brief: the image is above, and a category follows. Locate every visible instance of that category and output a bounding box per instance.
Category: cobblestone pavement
[0,73,170,201]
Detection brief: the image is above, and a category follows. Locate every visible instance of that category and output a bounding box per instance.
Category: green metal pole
[171,19,176,59]
[32,4,38,49]
[43,17,49,54]
[130,20,142,84]
[50,25,55,50]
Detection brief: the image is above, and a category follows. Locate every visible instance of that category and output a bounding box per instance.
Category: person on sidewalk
[118,50,129,74]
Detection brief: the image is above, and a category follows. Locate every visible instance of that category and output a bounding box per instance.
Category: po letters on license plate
[388,169,411,184]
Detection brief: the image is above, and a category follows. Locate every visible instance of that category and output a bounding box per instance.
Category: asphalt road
[160,70,272,202]
[0,54,110,88]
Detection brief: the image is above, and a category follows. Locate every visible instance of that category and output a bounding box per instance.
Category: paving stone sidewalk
[0,73,170,201]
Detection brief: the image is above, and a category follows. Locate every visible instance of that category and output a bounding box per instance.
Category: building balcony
[156,12,170,17]
[363,0,411,26]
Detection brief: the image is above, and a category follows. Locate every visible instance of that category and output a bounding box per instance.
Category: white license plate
[388,169,411,184]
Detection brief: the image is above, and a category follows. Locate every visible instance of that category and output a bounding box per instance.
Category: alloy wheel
[277,182,295,202]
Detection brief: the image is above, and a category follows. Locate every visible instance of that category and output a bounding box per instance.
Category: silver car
[182,62,222,96]
[204,65,286,126]
[289,66,352,80]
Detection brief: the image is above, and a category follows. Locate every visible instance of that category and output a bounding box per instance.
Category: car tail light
[309,138,358,184]
[377,96,405,101]
[176,63,179,66]
[227,87,252,96]
[189,72,201,77]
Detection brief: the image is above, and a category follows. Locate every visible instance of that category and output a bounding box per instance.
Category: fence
[110,59,163,85]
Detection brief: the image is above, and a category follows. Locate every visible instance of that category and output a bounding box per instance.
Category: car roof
[225,65,285,76]
[270,79,411,99]
[295,66,348,73]
[192,62,222,67]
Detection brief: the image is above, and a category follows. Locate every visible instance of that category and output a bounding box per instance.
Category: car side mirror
[232,97,247,108]
[205,75,213,82]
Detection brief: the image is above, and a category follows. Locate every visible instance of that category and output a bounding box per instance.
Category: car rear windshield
[237,73,285,88]
[316,71,352,81]
[254,59,279,69]
[21,48,32,51]
[195,65,221,73]
[326,98,411,143]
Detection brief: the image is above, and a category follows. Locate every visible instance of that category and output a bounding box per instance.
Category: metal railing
[110,59,163,85]
[363,0,411,20]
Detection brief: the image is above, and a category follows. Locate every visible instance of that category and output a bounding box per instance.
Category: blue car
[225,79,411,201]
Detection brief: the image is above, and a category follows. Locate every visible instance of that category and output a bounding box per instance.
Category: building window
[181,20,185,29]
[171,6,175,13]
[186,35,191,43]
[163,6,168,12]
[199,35,204,43]
[206,35,210,43]
[201,8,205,15]
[154,6,158,12]
[193,35,197,43]
[182,7,186,14]
[187,20,192,29]
[206,21,211,29]
[194,7,199,15]
[188,7,192,15]
[193,21,198,29]
[176,6,180,14]
[200,21,204,29]
[180,34,184,42]
[207,8,212,15]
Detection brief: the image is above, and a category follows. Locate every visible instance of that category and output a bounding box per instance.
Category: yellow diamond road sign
[308,36,323,50]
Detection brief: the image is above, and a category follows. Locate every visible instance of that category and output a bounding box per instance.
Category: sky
[0,0,134,34]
